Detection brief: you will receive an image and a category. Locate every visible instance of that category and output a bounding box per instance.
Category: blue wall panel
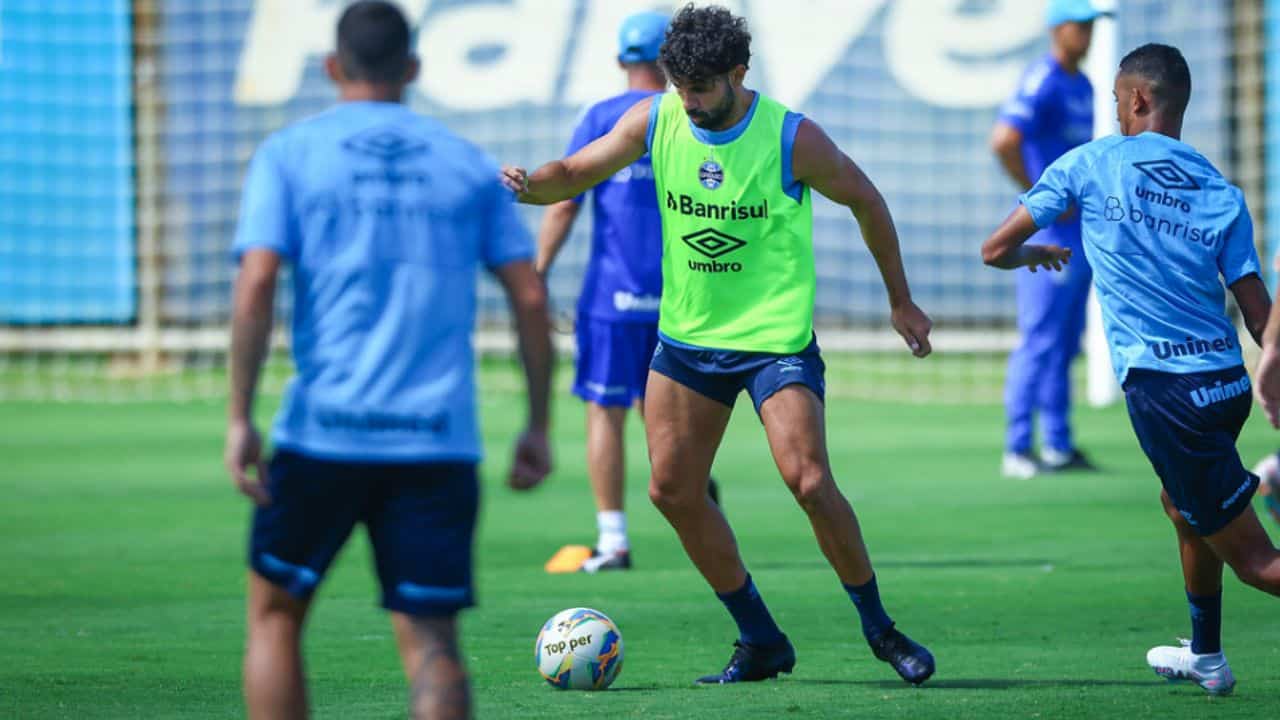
[0,1,136,323]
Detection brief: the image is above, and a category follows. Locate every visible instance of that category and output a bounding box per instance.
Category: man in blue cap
[540,10,720,573]
[990,0,1110,479]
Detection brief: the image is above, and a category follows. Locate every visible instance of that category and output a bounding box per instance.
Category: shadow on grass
[601,685,665,692]
[788,677,1155,690]
[751,558,1056,571]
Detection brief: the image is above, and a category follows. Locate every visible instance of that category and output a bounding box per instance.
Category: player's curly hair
[658,4,751,84]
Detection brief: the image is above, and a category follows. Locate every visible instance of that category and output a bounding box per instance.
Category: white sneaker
[579,549,631,574]
[1255,452,1280,524]
[1146,639,1235,695]
[1251,452,1278,482]
[1001,452,1039,479]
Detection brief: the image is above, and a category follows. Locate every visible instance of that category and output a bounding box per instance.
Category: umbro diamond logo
[1132,159,1200,191]
[342,127,430,161]
[682,229,747,259]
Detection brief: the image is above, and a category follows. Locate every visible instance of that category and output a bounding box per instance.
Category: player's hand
[1025,245,1071,273]
[1255,344,1280,428]
[224,420,271,506]
[509,427,551,490]
[891,301,933,358]
[499,165,530,198]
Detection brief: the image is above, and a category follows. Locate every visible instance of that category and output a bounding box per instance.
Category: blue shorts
[1123,366,1258,536]
[573,317,659,407]
[649,333,826,416]
[249,449,479,616]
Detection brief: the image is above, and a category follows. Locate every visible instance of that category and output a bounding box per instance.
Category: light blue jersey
[233,101,532,462]
[1020,132,1260,383]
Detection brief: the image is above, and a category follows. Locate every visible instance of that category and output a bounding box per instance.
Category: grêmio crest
[698,159,724,190]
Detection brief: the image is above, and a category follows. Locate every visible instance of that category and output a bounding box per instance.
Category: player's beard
[687,84,737,130]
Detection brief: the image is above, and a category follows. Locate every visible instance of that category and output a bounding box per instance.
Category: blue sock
[716,574,785,647]
[844,574,894,641]
[1186,589,1222,654]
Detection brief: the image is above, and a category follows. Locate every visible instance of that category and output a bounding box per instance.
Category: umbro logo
[1133,159,1200,191]
[682,229,746,259]
[777,357,803,372]
[342,127,430,161]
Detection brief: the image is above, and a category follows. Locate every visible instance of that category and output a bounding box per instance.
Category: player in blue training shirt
[983,43,1280,697]
[537,11,719,574]
[223,4,553,718]
[990,0,1107,478]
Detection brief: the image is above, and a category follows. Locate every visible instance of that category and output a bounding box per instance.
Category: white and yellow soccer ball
[534,607,624,690]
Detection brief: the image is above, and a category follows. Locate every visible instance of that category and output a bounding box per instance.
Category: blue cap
[618,11,669,64]
[1046,0,1110,27]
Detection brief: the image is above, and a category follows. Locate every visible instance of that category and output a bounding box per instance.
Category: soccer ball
[535,607,624,690]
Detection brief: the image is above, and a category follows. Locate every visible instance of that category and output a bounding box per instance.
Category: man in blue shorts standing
[991,0,1107,478]
[983,43,1280,696]
[536,11,670,573]
[224,3,553,718]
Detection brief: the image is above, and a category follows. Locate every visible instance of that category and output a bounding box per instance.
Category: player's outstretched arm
[501,98,653,206]
[494,259,554,489]
[981,206,1073,272]
[226,248,279,506]
[793,118,932,357]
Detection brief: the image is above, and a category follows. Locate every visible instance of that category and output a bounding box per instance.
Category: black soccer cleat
[695,637,796,685]
[868,625,935,685]
[1041,448,1099,473]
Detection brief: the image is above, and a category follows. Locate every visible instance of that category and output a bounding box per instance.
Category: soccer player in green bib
[502,4,935,685]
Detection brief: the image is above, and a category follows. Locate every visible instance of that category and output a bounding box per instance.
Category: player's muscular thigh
[760,386,833,501]
[644,372,729,497]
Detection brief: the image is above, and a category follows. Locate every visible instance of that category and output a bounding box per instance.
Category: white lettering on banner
[565,0,745,106]
[235,0,1046,110]
[749,0,885,108]
[234,0,429,105]
[418,0,575,111]
[885,0,1044,108]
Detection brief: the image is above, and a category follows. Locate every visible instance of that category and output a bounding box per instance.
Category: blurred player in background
[991,0,1109,479]
[984,43,1280,696]
[504,4,935,687]
[223,3,552,718]
[538,11,707,575]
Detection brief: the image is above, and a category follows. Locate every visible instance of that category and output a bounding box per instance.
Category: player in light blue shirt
[223,4,553,718]
[991,0,1107,478]
[983,43,1280,697]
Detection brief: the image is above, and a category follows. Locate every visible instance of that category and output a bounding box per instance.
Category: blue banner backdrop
[0,1,136,323]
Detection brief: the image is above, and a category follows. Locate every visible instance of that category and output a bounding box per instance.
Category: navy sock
[716,574,785,647]
[844,574,894,641]
[1186,589,1222,654]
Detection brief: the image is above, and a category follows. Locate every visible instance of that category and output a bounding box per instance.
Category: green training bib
[651,91,815,353]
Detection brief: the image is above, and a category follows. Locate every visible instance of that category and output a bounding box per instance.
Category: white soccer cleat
[1146,639,1235,695]
[1001,452,1039,479]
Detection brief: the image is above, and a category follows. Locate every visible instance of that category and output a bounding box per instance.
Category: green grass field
[3,361,1279,719]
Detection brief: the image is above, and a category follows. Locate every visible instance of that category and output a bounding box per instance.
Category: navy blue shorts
[1123,366,1258,536]
[573,317,659,407]
[249,449,479,616]
[649,334,826,416]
